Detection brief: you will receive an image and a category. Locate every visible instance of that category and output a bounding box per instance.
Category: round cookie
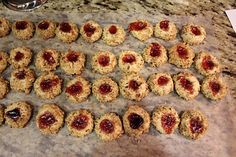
[181,24,206,45]
[95,112,123,141]
[36,19,57,39]
[65,76,91,103]
[92,77,119,103]
[0,77,9,99]
[35,48,60,72]
[9,47,32,69]
[143,42,168,67]
[0,104,5,126]
[179,110,208,140]
[147,72,174,96]
[80,20,102,43]
[102,24,126,46]
[154,20,177,40]
[10,68,35,94]
[173,72,200,100]
[56,22,79,43]
[34,73,62,99]
[128,19,153,41]
[91,51,117,74]
[12,20,35,40]
[119,74,149,101]
[36,103,64,134]
[118,50,144,73]
[152,106,180,134]
[168,43,195,68]
[0,17,11,37]
[123,105,150,137]
[201,75,227,100]
[66,109,94,137]
[0,51,8,73]
[60,49,85,75]
[195,51,221,76]
[4,101,32,128]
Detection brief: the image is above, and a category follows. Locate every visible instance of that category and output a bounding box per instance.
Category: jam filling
[83,23,96,37]
[99,83,112,95]
[14,51,24,61]
[161,113,176,134]
[178,76,193,93]
[160,20,169,31]
[190,26,201,36]
[129,80,140,91]
[42,51,55,65]
[190,117,203,134]
[177,46,188,59]
[202,56,214,70]
[209,81,221,95]
[150,43,161,57]
[128,113,144,129]
[6,108,21,121]
[38,21,49,30]
[129,21,147,31]
[100,119,114,134]
[109,25,117,34]
[0,55,2,61]
[66,52,78,62]
[15,21,28,30]
[66,81,83,96]
[157,76,169,86]
[15,70,26,80]
[40,78,59,91]
[71,115,89,130]
[98,55,110,67]
[59,22,72,33]
[39,112,57,129]
[122,54,136,63]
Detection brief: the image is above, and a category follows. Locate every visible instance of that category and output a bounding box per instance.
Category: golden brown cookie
[36,19,57,39]
[80,20,102,43]
[0,17,11,37]
[0,104,5,126]
[12,20,35,40]
[0,76,9,99]
[154,20,177,40]
[9,47,32,69]
[56,22,79,43]
[0,51,8,73]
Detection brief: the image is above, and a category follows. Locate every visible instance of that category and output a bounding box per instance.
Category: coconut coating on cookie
[154,20,177,41]
[80,20,102,43]
[36,19,57,39]
[0,77,9,99]
[12,20,35,40]
[56,22,79,43]
[0,17,11,37]
[9,47,32,69]
[0,51,8,73]
[0,104,5,126]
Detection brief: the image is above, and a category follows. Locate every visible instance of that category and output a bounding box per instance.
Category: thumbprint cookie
[168,43,195,68]
[56,22,79,43]
[91,51,117,74]
[35,48,60,72]
[12,20,34,40]
[154,20,177,41]
[80,20,102,43]
[92,77,119,103]
[66,109,94,137]
[118,50,144,73]
[60,49,85,75]
[10,68,35,94]
[95,112,123,141]
[201,75,227,100]
[195,51,221,76]
[0,104,4,126]
[152,106,180,134]
[65,76,91,103]
[4,101,32,128]
[143,42,168,67]
[36,19,57,39]
[36,103,64,134]
[34,73,62,99]
[181,24,206,45]
[0,77,9,99]
[0,51,8,73]
[179,110,208,140]
[123,105,150,137]
[9,47,32,69]
[0,17,11,37]
[173,72,200,100]
[147,72,174,96]
[102,24,126,46]
[128,19,153,41]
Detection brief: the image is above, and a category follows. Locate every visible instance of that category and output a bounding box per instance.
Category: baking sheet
[0,10,235,157]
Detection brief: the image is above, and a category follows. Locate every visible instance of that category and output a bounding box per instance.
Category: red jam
[66,52,78,62]
[178,76,193,93]
[150,43,161,57]
[108,25,117,34]
[59,22,72,33]
[161,113,176,134]
[15,70,26,80]
[157,76,169,86]
[98,55,110,67]
[128,113,144,129]
[42,51,55,65]
[40,78,59,91]
[14,51,24,61]
[83,23,96,37]
[99,83,112,95]
[191,26,201,35]
[66,81,83,96]
[0,55,2,61]
[202,56,214,70]
[100,119,114,134]
[38,21,49,30]
[39,112,57,129]
[209,81,221,95]
[6,108,21,121]
[129,80,139,91]
[177,46,188,59]
[122,54,136,63]
[160,20,169,31]
[15,21,27,30]
[129,21,147,31]
[71,115,89,130]
[190,117,203,133]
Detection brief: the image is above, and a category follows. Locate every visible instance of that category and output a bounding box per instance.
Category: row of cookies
[0,102,208,141]
[0,17,206,45]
